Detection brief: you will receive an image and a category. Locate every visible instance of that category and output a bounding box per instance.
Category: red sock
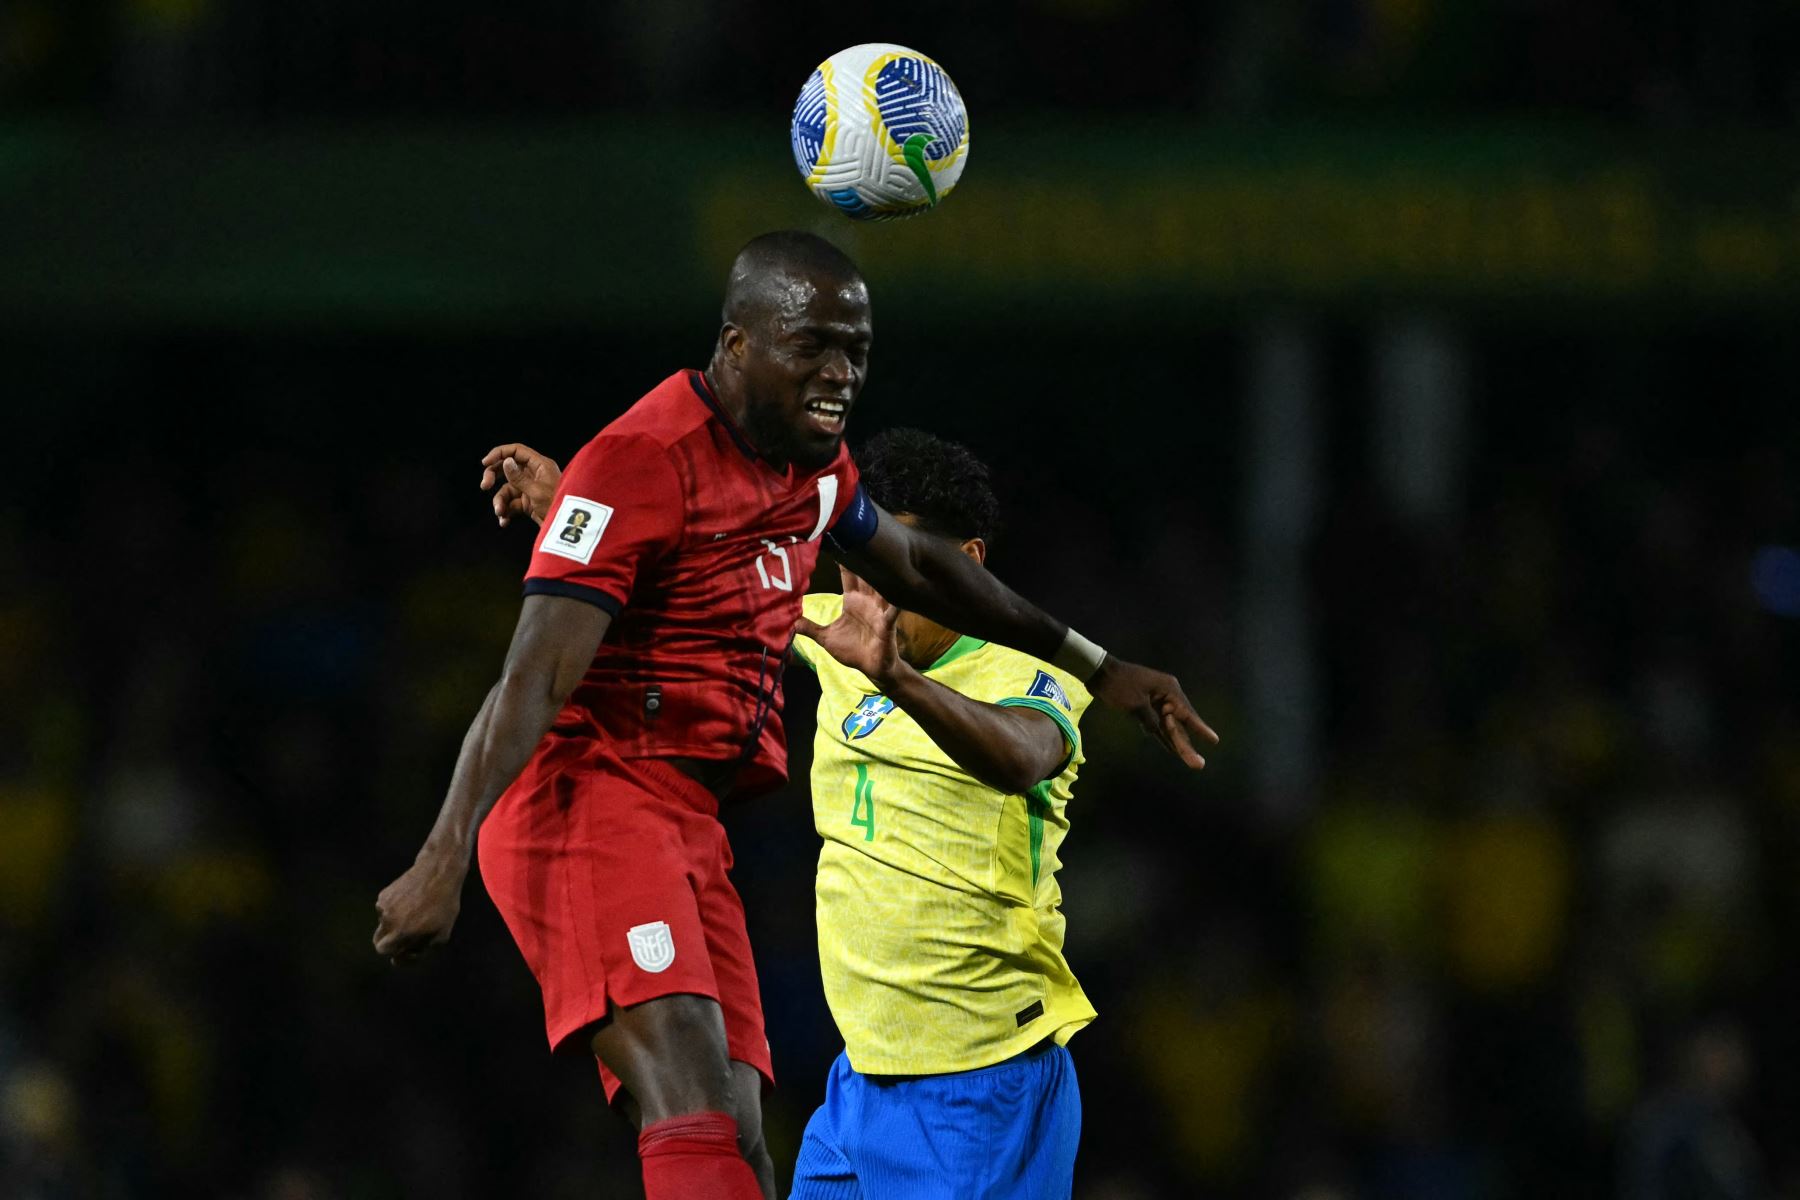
[637,1111,761,1200]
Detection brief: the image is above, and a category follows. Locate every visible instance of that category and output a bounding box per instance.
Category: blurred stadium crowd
[4,0,1800,124]
[5,2,1800,1198]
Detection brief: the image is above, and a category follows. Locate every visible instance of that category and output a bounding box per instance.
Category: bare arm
[472,445,1216,768]
[832,502,1219,768]
[797,570,1068,794]
[885,669,1068,794]
[373,594,610,960]
[832,505,1065,660]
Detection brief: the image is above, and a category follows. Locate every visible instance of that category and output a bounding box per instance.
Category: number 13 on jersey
[755,537,797,591]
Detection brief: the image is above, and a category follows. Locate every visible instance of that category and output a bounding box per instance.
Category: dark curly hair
[857,427,1002,545]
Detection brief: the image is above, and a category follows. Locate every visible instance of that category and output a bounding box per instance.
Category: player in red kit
[372,232,1217,1200]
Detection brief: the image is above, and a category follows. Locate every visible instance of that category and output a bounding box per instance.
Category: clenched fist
[373,851,467,963]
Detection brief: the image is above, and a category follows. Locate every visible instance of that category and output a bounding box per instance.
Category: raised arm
[830,501,1218,768]
[373,594,609,961]
[798,570,1068,794]
[832,502,1063,658]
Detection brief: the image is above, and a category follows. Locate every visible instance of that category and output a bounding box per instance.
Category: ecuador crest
[627,921,675,973]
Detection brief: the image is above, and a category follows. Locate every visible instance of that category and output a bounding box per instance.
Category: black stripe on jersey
[522,577,624,615]
[688,370,760,462]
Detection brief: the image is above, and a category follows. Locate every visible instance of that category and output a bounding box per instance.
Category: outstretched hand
[1089,657,1220,769]
[480,443,562,527]
[794,567,904,689]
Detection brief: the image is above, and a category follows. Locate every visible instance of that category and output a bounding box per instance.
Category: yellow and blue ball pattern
[790,43,970,221]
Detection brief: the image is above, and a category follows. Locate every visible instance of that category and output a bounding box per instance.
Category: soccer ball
[790,44,970,221]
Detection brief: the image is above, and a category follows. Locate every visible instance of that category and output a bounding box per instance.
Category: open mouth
[805,397,849,436]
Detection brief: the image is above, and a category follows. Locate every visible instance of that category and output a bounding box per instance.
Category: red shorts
[476,738,773,1102]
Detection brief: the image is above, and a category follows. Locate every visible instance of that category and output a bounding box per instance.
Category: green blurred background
[3,1,1799,1197]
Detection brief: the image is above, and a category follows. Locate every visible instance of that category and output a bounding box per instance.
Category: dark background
[4,3,1800,1198]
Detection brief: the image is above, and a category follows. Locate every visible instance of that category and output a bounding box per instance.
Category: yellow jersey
[792,593,1098,1075]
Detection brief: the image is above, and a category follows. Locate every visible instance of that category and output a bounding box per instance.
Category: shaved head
[708,230,873,472]
[722,231,866,330]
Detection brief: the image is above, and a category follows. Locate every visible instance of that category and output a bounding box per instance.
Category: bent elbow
[879,559,933,609]
[997,756,1052,797]
[497,664,573,712]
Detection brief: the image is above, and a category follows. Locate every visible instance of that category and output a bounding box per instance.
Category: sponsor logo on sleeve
[539,495,614,565]
[1027,670,1074,712]
[627,921,675,973]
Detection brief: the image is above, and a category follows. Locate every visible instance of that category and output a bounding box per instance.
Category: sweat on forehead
[721,230,864,324]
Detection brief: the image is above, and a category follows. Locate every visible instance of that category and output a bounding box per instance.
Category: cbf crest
[627,921,675,973]
[842,695,895,740]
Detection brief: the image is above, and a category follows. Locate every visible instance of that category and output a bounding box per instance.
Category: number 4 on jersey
[851,763,876,841]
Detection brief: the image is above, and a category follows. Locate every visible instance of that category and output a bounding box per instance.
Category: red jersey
[521,370,872,792]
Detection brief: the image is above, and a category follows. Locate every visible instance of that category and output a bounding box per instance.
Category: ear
[961,537,987,567]
[719,323,749,369]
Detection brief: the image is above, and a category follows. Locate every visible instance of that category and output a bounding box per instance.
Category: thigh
[861,1047,1083,1200]
[687,811,775,1093]
[790,1056,862,1200]
[480,760,723,1061]
[1014,1046,1082,1199]
[974,1045,1082,1200]
[791,1133,864,1200]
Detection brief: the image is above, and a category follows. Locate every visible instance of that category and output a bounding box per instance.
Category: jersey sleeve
[790,593,844,672]
[522,433,685,615]
[993,663,1089,777]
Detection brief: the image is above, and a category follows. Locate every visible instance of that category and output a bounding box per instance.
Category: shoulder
[974,646,1088,771]
[594,370,713,450]
[970,644,1092,718]
[561,430,683,496]
[562,373,715,481]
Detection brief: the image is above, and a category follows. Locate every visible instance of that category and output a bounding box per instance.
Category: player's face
[740,272,872,471]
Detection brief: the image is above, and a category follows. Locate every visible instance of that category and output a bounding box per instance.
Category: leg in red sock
[589,995,772,1199]
[638,1111,763,1200]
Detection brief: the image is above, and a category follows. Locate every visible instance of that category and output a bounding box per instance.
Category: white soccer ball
[790,43,970,221]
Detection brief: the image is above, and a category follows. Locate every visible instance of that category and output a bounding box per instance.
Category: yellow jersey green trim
[925,634,987,673]
[1025,782,1052,887]
[996,697,1080,776]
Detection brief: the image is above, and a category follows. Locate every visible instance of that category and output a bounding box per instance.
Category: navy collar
[688,370,762,463]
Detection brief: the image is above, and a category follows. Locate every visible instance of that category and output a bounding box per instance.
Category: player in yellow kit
[789,428,1095,1199]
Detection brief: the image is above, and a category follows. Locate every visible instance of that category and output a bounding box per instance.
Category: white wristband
[1052,628,1108,682]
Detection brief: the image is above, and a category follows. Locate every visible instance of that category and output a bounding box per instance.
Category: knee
[734,1110,770,1171]
[724,1084,763,1150]
[732,1104,773,1196]
[592,996,739,1123]
[637,1060,738,1126]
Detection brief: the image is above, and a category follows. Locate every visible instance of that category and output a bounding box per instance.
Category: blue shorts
[790,1041,1082,1200]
